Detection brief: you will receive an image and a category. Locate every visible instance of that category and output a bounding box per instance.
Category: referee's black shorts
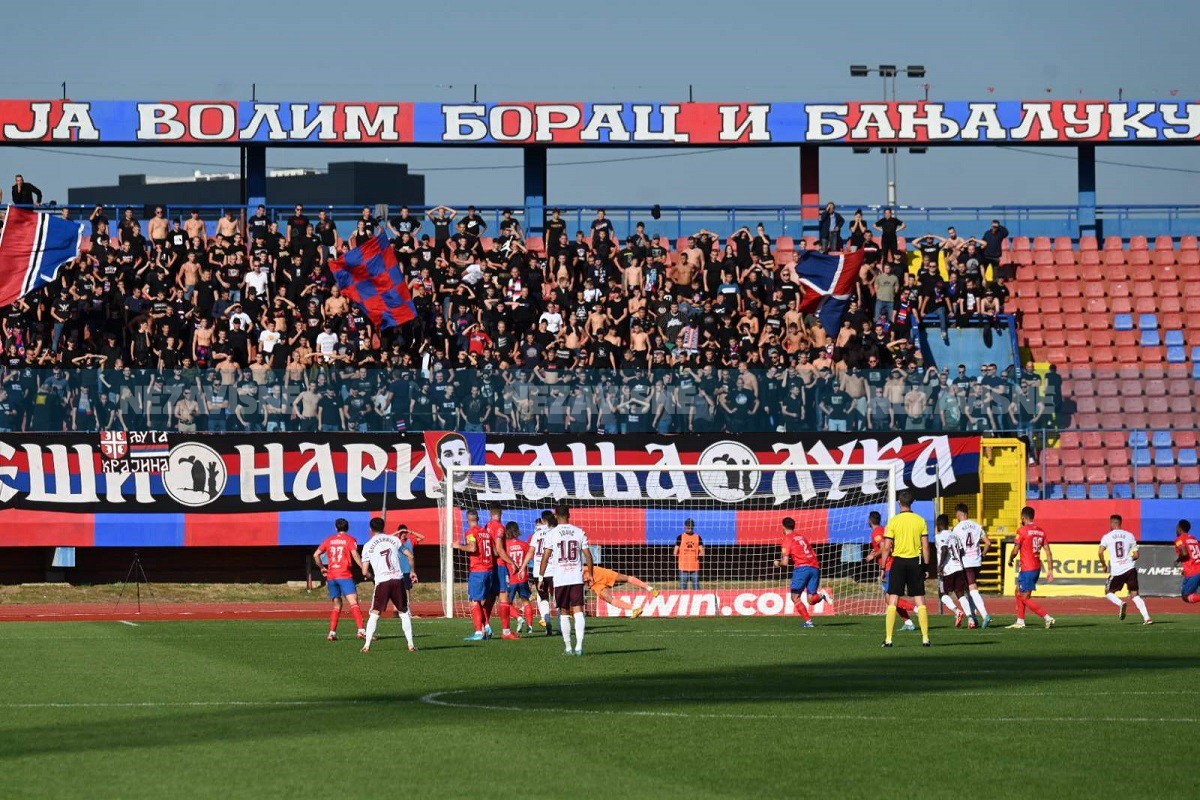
[887,556,926,597]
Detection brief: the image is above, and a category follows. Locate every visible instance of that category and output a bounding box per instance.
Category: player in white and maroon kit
[935,514,973,628]
[1099,514,1152,625]
[952,503,992,628]
[360,517,417,652]
[538,503,593,656]
[529,510,557,635]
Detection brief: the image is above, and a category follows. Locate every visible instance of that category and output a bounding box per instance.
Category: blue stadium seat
[1049,484,1065,500]
[1154,448,1175,466]
[1066,484,1088,500]
[1027,487,1041,500]
[1114,314,1134,331]
[1165,329,1186,347]
[1131,448,1152,467]
[1159,483,1181,500]
[1167,346,1187,363]
[1138,313,1158,330]
[1179,448,1198,467]
[1141,329,1161,347]
[1087,483,1110,499]
[1192,346,1200,362]
[1113,483,1134,499]
[1183,484,1200,499]
[1134,483,1157,499]
[1129,430,1149,448]
[1193,362,1200,380]
[1152,430,1174,448]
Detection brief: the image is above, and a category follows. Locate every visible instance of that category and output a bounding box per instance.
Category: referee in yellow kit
[878,489,932,647]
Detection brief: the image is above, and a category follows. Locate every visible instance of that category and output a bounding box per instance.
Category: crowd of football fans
[0,184,1053,435]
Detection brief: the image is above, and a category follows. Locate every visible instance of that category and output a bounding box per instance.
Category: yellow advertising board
[1001,542,1112,597]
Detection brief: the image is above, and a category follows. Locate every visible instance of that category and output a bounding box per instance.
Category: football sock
[957,595,973,619]
[349,603,364,630]
[884,605,898,642]
[940,594,958,612]
[795,598,812,621]
[559,614,572,649]
[482,599,495,628]
[1132,596,1150,621]
[537,598,551,622]
[916,606,930,642]
[1187,594,1200,604]
[1106,592,1124,608]
[471,604,484,633]
[573,611,586,650]
[1024,597,1048,618]
[525,605,535,627]
[329,608,341,633]
[968,590,989,617]
[1015,596,1027,620]
[400,611,414,647]
[499,602,512,633]
[364,612,380,644]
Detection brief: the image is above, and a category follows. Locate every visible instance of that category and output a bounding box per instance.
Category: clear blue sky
[4,0,1199,208]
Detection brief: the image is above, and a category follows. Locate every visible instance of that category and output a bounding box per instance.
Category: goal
[438,463,900,620]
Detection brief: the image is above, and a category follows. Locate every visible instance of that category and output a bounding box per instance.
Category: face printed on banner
[436,433,473,492]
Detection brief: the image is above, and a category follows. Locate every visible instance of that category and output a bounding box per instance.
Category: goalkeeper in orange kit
[586,565,660,617]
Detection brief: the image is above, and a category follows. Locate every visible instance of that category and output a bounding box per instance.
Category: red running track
[0,596,1195,623]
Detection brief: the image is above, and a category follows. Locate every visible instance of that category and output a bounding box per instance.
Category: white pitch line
[118,620,139,627]
[418,690,1200,724]
[0,700,383,709]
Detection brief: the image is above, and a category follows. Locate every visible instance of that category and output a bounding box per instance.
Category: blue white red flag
[329,233,417,329]
[795,249,866,336]
[0,206,84,307]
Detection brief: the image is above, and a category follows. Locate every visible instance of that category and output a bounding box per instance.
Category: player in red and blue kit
[451,509,513,641]
[774,516,832,627]
[1006,506,1056,629]
[485,503,514,639]
[864,511,915,631]
[503,521,535,636]
[1174,519,1200,603]
[313,518,367,641]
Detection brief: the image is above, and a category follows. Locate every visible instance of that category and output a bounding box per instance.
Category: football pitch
[1,614,1196,799]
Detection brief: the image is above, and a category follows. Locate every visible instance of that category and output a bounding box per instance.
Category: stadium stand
[1,198,1196,500]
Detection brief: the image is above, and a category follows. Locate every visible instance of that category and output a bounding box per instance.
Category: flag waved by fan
[0,206,85,307]
[795,248,867,336]
[328,232,417,329]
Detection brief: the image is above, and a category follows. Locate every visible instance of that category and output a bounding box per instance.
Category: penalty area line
[417,689,1199,724]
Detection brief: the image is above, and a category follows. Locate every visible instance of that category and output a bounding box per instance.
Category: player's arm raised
[451,533,477,553]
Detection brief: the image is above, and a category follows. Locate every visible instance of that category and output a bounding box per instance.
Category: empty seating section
[1017,235,1199,499]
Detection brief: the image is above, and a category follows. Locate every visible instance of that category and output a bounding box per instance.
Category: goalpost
[439,463,900,620]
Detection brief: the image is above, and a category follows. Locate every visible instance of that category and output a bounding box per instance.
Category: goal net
[438,463,900,620]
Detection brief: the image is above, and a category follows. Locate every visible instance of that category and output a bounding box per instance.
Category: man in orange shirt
[674,518,705,589]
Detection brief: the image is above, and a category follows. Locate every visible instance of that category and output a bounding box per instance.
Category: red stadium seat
[1074,396,1098,414]
[1181,466,1200,485]
[1081,281,1107,300]
[1102,431,1127,450]
[1156,466,1179,485]
[1023,331,1045,348]
[1160,296,1183,314]
[1128,250,1151,266]
[1180,250,1200,266]
[777,236,795,251]
[1133,296,1158,314]
[1154,235,1174,251]
[1149,413,1173,430]
[1059,431,1082,449]
[1104,250,1126,267]
[1177,431,1199,449]
[1053,251,1076,268]
[1082,448,1108,468]
[1088,346,1116,364]
[1033,251,1055,267]
[1108,280,1131,298]
[1079,235,1099,251]
[1064,466,1086,484]
[1096,380,1119,398]
[1087,330,1114,347]
[1080,431,1103,449]
[1131,281,1155,298]
[1168,379,1192,398]
[1085,466,1109,486]
[1161,312,1185,330]
[1124,396,1147,414]
[1141,346,1165,364]
[1079,250,1102,266]
[1142,363,1167,380]
[1143,379,1167,397]
[1184,295,1200,314]
[1061,296,1084,314]
[1032,236,1053,251]
[1075,413,1102,428]
[1043,329,1066,346]
[1181,235,1199,250]
[1043,346,1068,364]
[1053,236,1074,251]
[1114,346,1139,364]
[1154,249,1177,267]
[1113,330,1137,348]
[1129,235,1149,251]
[1098,396,1123,415]
[1079,262,1104,281]
[1104,236,1125,251]
[1110,465,1133,483]
[1040,297,1062,315]
[1012,236,1031,251]
[1147,396,1171,414]
[1061,448,1084,468]
[1156,281,1181,299]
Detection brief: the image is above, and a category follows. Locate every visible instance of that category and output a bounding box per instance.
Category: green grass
[1,614,1197,799]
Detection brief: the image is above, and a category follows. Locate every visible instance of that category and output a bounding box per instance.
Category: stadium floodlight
[439,462,901,620]
[878,64,898,77]
[852,146,872,154]
[849,65,870,77]
[906,65,926,78]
